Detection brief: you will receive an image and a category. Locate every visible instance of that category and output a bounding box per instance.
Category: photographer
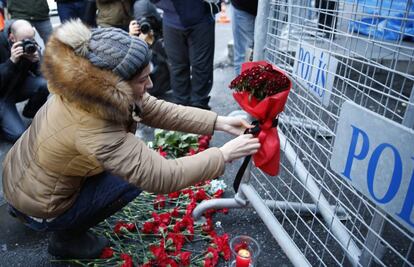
[0,19,49,142]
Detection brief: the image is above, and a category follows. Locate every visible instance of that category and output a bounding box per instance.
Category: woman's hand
[215,115,253,136]
[219,134,260,162]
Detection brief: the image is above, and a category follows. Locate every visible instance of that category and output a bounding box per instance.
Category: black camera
[138,17,152,34]
[21,39,37,54]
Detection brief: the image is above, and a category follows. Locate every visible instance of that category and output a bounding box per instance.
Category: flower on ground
[114,221,136,235]
[120,253,133,267]
[100,247,114,259]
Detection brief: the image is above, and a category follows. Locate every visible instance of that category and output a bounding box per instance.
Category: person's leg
[231,6,256,75]
[17,75,49,118]
[30,19,53,44]
[58,1,87,23]
[48,172,141,231]
[57,2,76,23]
[188,21,215,109]
[45,172,141,258]
[74,0,87,21]
[163,23,191,105]
[0,100,26,142]
[7,171,141,258]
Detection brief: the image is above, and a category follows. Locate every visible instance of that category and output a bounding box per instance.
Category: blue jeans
[0,75,48,142]
[231,5,256,75]
[7,172,141,232]
[57,1,87,23]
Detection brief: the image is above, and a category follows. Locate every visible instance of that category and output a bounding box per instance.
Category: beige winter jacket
[2,28,225,219]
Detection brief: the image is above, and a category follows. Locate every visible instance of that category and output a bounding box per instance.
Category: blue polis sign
[331,101,414,233]
[293,42,338,107]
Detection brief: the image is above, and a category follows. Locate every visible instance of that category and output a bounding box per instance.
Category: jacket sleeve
[76,117,225,193]
[140,93,217,135]
[29,60,41,76]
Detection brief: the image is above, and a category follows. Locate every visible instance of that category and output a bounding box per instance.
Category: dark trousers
[163,21,215,108]
[57,1,87,23]
[8,171,141,232]
[0,75,48,142]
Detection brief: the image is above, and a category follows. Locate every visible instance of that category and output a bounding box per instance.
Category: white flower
[208,179,227,195]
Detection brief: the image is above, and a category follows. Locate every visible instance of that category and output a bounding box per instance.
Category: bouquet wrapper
[233,61,292,176]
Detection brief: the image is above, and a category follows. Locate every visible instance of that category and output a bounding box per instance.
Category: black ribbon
[233,118,279,192]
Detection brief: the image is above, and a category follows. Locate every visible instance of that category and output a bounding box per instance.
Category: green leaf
[179,143,189,149]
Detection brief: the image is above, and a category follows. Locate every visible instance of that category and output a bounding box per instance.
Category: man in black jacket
[0,19,49,142]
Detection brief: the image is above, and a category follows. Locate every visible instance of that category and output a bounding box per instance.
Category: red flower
[198,139,209,149]
[211,234,231,260]
[202,217,213,234]
[168,191,181,199]
[181,189,194,198]
[154,195,166,210]
[114,221,135,235]
[152,212,161,224]
[158,146,168,158]
[203,209,216,219]
[120,253,133,267]
[164,258,179,267]
[159,212,172,225]
[125,223,136,231]
[142,221,154,234]
[185,200,197,216]
[213,189,224,198]
[166,233,185,251]
[209,230,218,239]
[150,240,168,263]
[173,221,183,233]
[171,207,180,217]
[187,148,197,156]
[229,62,290,101]
[203,259,215,267]
[195,189,209,201]
[142,261,155,267]
[181,215,194,229]
[179,251,192,266]
[218,208,229,214]
[100,247,114,259]
[204,247,219,266]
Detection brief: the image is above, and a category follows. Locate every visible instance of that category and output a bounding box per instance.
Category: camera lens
[22,39,37,54]
[24,44,37,54]
[140,22,151,34]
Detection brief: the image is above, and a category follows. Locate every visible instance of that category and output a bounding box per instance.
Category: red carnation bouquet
[229,61,292,176]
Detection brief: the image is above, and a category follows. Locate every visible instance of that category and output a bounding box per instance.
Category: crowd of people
[0,0,259,260]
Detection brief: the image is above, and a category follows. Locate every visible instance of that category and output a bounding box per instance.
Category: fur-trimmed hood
[42,22,135,123]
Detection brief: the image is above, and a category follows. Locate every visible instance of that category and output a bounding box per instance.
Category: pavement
[0,14,292,267]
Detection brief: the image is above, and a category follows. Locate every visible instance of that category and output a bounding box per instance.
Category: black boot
[48,230,109,259]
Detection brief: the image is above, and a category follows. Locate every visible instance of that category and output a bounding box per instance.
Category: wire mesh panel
[253,0,414,266]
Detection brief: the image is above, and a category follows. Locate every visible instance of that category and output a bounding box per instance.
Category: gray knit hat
[87,27,151,80]
[54,20,151,80]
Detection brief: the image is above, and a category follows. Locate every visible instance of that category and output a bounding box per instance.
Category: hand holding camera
[10,39,39,63]
[10,41,24,63]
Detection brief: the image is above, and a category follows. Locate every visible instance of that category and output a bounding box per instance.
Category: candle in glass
[236,248,251,267]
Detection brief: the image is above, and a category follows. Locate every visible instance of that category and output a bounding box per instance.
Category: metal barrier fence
[193,0,414,266]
